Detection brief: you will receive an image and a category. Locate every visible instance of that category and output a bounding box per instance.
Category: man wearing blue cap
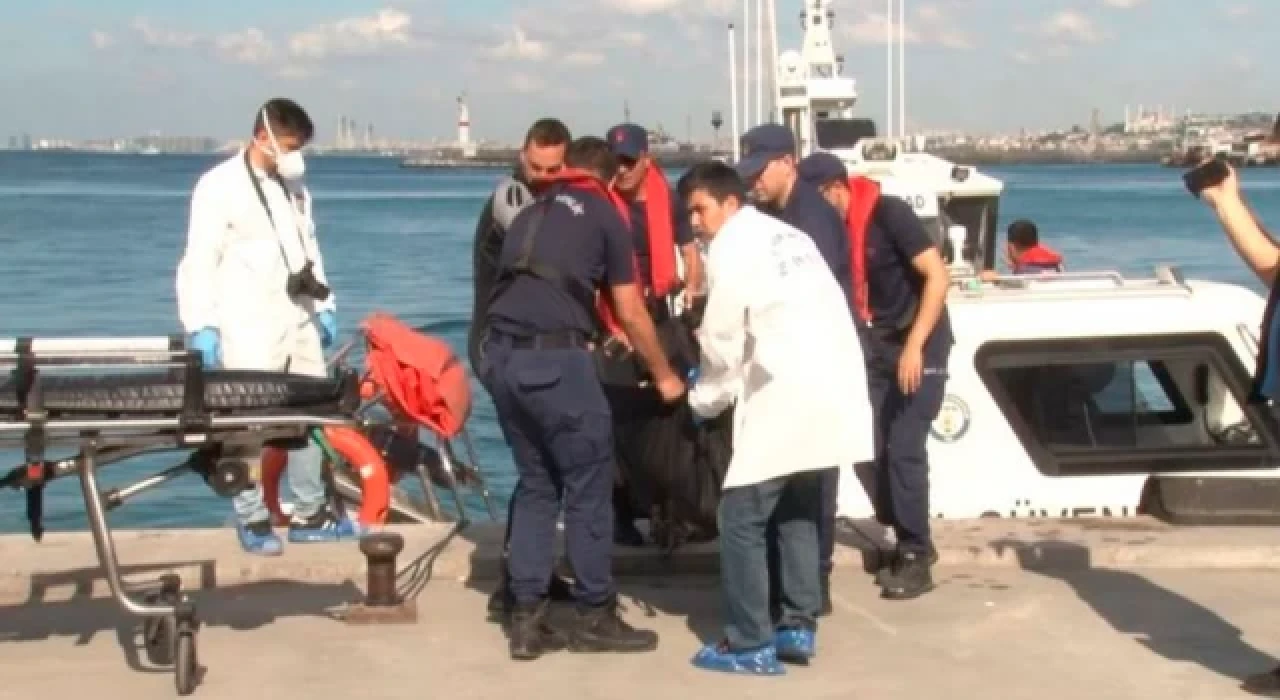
[734,123,855,617]
[606,122,707,548]
[797,150,952,601]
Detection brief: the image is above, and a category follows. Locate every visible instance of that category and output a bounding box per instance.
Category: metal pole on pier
[729,23,740,161]
[885,0,894,139]
[898,0,906,141]
[755,0,763,126]
[767,0,781,123]
[742,0,751,130]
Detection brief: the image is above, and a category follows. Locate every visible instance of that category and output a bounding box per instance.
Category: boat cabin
[836,265,1280,525]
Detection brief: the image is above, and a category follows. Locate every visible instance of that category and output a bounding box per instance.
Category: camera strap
[243,149,312,274]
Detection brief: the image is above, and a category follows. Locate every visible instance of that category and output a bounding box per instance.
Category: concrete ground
[2,566,1279,699]
[3,517,1280,698]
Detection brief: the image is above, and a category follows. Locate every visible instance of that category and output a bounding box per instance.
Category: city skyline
[2,0,1275,144]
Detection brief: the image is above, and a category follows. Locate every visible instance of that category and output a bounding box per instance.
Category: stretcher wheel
[175,629,198,696]
[143,613,177,666]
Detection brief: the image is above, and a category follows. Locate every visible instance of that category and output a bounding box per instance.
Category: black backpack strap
[487,188,601,321]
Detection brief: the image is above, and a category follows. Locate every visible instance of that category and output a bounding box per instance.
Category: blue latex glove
[687,367,704,426]
[189,328,220,368]
[317,311,338,349]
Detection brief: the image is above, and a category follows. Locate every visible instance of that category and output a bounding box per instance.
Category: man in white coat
[176,98,357,555]
[677,161,875,675]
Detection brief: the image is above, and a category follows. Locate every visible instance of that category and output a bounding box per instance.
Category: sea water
[0,151,1277,533]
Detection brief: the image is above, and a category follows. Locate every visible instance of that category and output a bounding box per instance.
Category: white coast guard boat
[754,0,1280,524]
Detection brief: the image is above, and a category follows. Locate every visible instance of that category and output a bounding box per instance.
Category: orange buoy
[258,426,392,528]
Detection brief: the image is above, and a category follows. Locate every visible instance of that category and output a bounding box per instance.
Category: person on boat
[175,97,357,555]
[470,118,580,616]
[677,161,873,675]
[476,135,685,661]
[978,218,1065,281]
[734,124,856,616]
[1195,156,1280,699]
[606,122,707,547]
[797,150,953,601]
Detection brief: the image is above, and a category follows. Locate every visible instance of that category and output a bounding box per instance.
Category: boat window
[975,333,1280,477]
[813,118,877,150]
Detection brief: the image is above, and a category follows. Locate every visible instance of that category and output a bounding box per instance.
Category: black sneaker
[873,545,939,586]
[508,599,565,661]
[567,598,659,653]
[1242,666,1280,697]
[879,549,936,601]
[489,572,576,617]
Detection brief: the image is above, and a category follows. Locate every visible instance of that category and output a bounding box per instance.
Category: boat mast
[728,23,741,160]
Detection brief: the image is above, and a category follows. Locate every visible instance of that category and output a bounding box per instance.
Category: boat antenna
[728,23,740,161]
[898,0,906,141]
[885,0,894,139]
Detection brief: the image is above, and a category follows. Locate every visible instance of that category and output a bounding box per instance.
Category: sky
[1,0,1275,145]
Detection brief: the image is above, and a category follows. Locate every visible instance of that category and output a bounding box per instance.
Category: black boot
[567,598,659,653]
[489,571,576,619]
[879,548,936,601]
[818,572,833,617]
[1242,665,1280,697]
[873,545,938,586]
[508,599,565,661]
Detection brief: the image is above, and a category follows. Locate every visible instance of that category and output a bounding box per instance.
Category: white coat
[688,205,875,490]
[175,149,334,378]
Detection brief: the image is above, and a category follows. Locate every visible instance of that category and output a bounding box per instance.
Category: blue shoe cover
[236,522,283,556]
[691,642,786,675]
[287,512,360,543]
[775,627,816,664]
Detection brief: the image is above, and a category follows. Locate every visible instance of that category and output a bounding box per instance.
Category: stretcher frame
[0,335,359,696]
[319,333,501,528]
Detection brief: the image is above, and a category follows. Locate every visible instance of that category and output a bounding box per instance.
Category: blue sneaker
[236,520,283,556]
[691,641,785,676]
[774,627,816,664]
[287,508,360,543]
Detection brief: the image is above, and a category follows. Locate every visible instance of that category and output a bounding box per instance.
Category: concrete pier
[3,517,1280,697]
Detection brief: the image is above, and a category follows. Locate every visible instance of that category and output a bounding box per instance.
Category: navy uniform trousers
[480,332,616,606]
[863,331,949,553]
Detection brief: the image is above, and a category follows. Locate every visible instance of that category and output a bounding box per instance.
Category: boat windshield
[814,118,877,150]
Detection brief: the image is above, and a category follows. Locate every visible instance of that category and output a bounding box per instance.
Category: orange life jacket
[843,176,882,323]
[624,163,680,298]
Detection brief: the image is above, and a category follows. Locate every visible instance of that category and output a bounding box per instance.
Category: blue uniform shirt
[769,178,856,312]
[628,184,695,292]
[865,195,954,355]
[487,184,636,336]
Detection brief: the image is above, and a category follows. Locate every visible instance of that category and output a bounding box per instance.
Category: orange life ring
[260,425,391,527]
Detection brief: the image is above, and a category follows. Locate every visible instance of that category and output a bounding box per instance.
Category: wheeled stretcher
[0,335,362,696]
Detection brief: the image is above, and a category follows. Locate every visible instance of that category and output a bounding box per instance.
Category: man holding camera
[1193,150,1280,697]
[176,98,357,555]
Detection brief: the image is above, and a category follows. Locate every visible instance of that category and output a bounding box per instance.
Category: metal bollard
[343,532,418,625]
[362,533,403,606]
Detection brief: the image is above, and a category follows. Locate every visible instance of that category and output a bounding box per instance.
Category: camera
[1183,154,1230,199]
[286,260,331,301]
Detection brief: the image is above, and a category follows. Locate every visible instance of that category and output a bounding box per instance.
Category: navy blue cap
[607,123,648,159]
[797,151,848,186]
[735,123,796,179]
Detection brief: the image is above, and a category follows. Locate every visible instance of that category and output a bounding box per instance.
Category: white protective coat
[688,205,875,491]
[176,149,334,378]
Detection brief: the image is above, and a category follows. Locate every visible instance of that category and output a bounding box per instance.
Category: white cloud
[597,0,732,18]
[1226,4,1253,18]
[563,51,605,66]
[1101,0,1144,8]
[215,28,273,65]
[1231,53,1253,70]
[131,17,199,49]
[1037,10,1105,43]
[483,26,549,61]
[840,4,972,50]
[90,31,114,50]
[288,9,415,59]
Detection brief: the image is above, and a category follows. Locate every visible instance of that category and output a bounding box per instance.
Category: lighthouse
[458,94,476,159]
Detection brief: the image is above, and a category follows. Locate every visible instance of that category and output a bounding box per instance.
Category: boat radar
[457,94,476,159]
